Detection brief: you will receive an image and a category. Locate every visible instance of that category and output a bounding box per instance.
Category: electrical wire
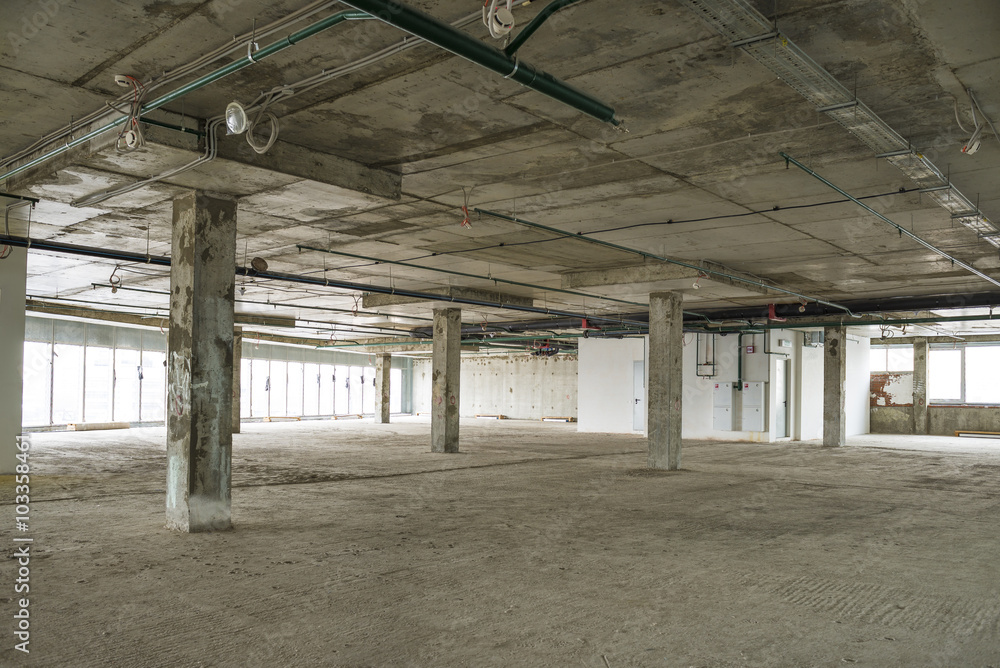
[0,1,341,171]
[114,76,147,153]
[968,88,999,144]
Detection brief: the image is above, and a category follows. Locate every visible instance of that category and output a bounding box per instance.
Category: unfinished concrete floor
[2,419,999,667]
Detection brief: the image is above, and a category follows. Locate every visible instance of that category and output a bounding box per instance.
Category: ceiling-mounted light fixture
[225,102,249,135]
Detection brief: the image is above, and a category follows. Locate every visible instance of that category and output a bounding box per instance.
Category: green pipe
[0,10,369,184]
[780,152,1000,290]
[297,244,646,307]
[337,0,619,125]
[504,0,585,55]
[474,207,858,316]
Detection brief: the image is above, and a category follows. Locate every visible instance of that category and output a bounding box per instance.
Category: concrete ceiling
[2,0,999,343]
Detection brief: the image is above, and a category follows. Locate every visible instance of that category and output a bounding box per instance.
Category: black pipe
[0,193,40,204]
[692,292,1000,321]
[337,0,620,125]
[0,235,645,327]
[504,0,584,56]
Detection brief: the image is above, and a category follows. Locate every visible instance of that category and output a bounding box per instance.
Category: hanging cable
[114,75,147,153]
[483,0,515,38]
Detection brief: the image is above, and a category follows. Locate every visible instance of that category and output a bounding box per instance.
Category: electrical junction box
[741,381,766,432]
[713,382,735,431]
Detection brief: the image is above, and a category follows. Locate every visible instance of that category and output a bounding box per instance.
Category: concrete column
[431,307,461,453]
[374,353,391,424]
[232,327,242,434]
[647,291,683,470]
[166,192,238,532]
[912,337,928,435]
[0,246,27,474]
[823,326,847,447]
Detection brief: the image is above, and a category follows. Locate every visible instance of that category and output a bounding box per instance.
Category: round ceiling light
[225,102,248,135]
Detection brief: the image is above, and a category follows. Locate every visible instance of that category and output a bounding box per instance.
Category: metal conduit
[781,153,1000,290]
[0,10,371,184]
[0,235,647,328]
[296,244,647,307]
[474,208,859,316]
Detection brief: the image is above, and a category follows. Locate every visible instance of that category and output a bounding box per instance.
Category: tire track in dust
[767,576,1000,635]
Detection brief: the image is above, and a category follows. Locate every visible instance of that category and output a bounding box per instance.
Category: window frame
[928,342,1000,406]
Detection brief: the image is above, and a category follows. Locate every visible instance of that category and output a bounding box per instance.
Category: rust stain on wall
[870,372,913,407]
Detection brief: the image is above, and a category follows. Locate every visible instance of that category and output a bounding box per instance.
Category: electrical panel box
[713,382,735,431]
[741,381,766,432]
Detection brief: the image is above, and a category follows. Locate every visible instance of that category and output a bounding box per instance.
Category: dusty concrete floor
[2,418,1000,667]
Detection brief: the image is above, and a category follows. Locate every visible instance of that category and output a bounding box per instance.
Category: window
[929,344,1000,404]
[869,345,913,372]
[22,342,51,427]
[966,346,1000,403]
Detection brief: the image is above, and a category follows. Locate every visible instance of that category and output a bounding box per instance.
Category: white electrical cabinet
[741,381,766,432]
[712,382,736,431]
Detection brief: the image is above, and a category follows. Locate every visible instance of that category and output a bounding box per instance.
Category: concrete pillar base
[431,307,461,453]
[823,326,847,447]
[647,291,683,470]
[0,246,27,474]
[375,353,391,424]
[166,192,237,533]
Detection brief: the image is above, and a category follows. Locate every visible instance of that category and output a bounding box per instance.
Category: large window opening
[929,343,1000,405]
[23,316,413,427]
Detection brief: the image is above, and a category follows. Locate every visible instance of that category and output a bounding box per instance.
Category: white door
[633,360,644,431]
[775,358,789,438]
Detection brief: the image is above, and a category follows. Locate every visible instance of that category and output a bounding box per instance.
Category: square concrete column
[912,338,928,435]
[823,325,847,447]
[0,246,27,474]
[166,192,238,532]
[374,353,391,424]
[232,327,242,434]
[431,307,461,453]
[647,291,683,470]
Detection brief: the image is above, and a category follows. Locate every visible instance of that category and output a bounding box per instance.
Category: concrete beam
[166,192,237,532]
[647,291,683,470]
[562,262,698,289]
[0,247,27,474]
[4,104,400,202]
[362,286,533,309]
[374,353,391,424]
[562,260,771,296]
[823,325,847,447]
[912,337,928,435]
[431,307,461,453]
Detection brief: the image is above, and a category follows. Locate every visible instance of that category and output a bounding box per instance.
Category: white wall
[797,334,824,441]
[577,337,645,433]
[846,334,871,436]
[681,330,778,441]
[460,354,577,419]
[411,354,578,420]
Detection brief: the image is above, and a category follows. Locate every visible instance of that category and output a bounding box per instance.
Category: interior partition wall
[23,315,413,428]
